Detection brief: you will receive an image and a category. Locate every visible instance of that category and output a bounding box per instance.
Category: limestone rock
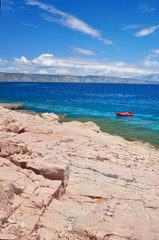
[82,121,100,132]
[63,120,100,133]
[0,140,28,158]
[0,183,12,224]
[0,102,24,110]
[0,106,159,240]
[41,112,59,122]
[0,234,16,240]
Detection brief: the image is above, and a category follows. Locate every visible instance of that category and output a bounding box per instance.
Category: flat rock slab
[0,107,159,240]
[0,102,24,110]
[0,157,62,238]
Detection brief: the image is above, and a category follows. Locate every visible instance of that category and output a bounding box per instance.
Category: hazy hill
[0,72,157,84]
[135,74,159,82]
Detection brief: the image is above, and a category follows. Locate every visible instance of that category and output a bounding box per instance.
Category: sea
[0,82,159,146]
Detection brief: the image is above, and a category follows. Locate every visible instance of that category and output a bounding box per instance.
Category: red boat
[116,112,134,116]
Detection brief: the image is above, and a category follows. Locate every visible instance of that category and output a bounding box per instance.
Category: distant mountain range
[135,74,159,82]
[0,72,158,84]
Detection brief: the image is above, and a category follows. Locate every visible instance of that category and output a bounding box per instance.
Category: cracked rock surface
[0,106,159,240]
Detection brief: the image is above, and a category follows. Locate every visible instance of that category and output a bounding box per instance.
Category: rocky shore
[0,106,159,240]
[0,102,24,110]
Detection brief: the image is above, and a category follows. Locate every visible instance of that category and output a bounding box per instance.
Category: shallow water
[0,82,159,146]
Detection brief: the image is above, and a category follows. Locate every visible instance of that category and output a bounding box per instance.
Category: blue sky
[0,0,159,78]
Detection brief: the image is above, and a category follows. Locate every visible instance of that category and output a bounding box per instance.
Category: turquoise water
[0,82,158,146]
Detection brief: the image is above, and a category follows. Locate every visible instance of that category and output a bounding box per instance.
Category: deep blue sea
[0,82,159,146]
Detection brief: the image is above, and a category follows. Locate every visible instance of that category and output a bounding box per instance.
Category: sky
[0,0,159,78]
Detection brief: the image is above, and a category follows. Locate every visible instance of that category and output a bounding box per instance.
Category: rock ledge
[0,106,159,240]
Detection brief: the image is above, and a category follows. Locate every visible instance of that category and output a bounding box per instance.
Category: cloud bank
[1,53,159,78]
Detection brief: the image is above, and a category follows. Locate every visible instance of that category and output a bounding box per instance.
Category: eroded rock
[0,106,159,240]
[41,112,59,122]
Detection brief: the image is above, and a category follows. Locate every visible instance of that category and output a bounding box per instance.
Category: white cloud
[145,54,158,60]
[73,47,95,56]
[142,60,159,67]
[139,3,156,12]
[141,49,159,69]
[144,49,159,61]
[38,69,50,74]
[1,53,159,78]
[25,0,113,45]
[14,56,28,64]
[0,58,8,65]
[62,16,100,38]
[26,0,64,15]
[32,54,75,68]
[135,25,159,37]
[1,53,158,77]
[122,25,140,31]
[152,49,159,54]
[54,68,70,75]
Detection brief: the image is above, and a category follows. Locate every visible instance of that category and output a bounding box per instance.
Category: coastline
[0,106,159,239]
[0,102,158,148]
[60,115,159,148]
[0,82,158,147]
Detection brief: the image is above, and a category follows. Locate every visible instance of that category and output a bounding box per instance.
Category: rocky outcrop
[0,106,159,240]
[62,120,100,133]
[0,103,24,110]
[41,112,59,122]
[0,157,63,239]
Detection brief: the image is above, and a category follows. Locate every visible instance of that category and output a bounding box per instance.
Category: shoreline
[60,116,159,149]
[0,106,159,239]
[0,101,158,148]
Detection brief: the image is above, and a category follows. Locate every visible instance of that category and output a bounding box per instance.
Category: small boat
[116,112,134,116]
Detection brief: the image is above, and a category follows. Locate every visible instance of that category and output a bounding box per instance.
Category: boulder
[41,112,59,122]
